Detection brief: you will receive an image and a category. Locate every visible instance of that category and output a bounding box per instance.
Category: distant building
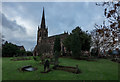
[18,46,25,51]
[33,8,68,56]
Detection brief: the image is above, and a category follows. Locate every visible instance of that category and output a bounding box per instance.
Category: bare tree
[91,21,115,56]
[36,42,51,55]
[92,1,120,55]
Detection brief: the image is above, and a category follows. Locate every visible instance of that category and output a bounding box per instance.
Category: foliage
[2,41,26,57]
[63,26,91,58]
[53,36,61,65]
[53,36,61,52]
[18,50,26,56]
[33,56,41,61]
[3,41,18,57]
[35,43,54,64]
[96,2,120,27]
[36,42,51,55]
[63,35,72,52]
[93,1,120,54]
[33,53,53,64]
[91,25,103,56]
[26,51,33,56]
[71,27,82,58]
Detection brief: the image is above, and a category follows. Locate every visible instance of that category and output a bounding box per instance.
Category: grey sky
[2,2,105,50]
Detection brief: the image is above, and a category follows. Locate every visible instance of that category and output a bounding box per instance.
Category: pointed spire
[38,25,39,29]
[41,7,46,28]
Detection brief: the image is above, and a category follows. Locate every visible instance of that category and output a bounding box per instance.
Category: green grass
[2,57,119,80]
[0,57,2,81]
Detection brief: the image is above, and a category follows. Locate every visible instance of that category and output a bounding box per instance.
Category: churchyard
[2,56,119,80]
[1,1,120,81]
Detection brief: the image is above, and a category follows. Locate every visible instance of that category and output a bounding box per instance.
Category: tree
[2,41,20,57]
[54,36,61,52]
[2,41,26,57]
[95,1,120,53]
[53,36,61,65]
[71,27,82,58]
[35,42,51,64]
[81,31,91,51]
[91,23,108,56]
[63,26,91,58]
[36,42,51,55]
[90,1,120,57]
[63,34,72,55]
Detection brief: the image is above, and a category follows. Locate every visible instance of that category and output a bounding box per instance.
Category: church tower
[37,8,48,44]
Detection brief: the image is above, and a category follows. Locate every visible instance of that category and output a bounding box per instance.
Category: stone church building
[33,8,68,56]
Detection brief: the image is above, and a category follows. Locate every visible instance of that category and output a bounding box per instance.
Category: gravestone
[44,59,50,72]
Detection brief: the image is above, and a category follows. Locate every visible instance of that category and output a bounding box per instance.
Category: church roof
[48,33,68,39]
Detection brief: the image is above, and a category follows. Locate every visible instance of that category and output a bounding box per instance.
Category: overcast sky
[2,2,105,50]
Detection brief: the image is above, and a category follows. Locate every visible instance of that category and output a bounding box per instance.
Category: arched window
[40,32,41,36]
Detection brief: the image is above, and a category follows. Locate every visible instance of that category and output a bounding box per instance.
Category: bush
[26,51,33,56]
[91,48,98,57]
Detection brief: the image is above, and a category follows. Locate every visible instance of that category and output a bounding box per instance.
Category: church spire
[41,7,46,28]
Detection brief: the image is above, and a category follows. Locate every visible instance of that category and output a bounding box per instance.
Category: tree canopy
[53,36,61,65]
[54,36,61,52]
[2,41,26,57]
[63,26,91,58]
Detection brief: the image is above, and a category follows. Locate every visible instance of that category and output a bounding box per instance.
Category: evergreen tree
[71,27,82,58]
[63,35,72,55]
[54,36,61,52]
[63,26,91,58]
[53,36,61,65]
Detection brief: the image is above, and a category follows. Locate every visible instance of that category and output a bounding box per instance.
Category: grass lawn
[2,57,119,80]
[0,57,2,81]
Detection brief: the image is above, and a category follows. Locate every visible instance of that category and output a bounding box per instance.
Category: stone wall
[33,33,68,56]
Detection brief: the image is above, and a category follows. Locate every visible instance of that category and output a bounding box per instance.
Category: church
[33,8,68,56]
